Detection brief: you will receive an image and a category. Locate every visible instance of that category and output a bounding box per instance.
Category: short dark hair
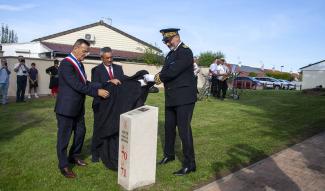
[54,59,59,65]
[100,47,112,56]
[31,63,36,66]
[1,58,7,66]
[73,38,90,48]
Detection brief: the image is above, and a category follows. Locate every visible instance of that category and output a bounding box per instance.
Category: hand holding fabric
[98,89,110,98]
[108,79,121,85]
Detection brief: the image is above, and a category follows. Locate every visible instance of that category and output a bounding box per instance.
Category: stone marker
[118,105,159,190]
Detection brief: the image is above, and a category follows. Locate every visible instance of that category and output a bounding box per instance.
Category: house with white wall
[300,60,325,89]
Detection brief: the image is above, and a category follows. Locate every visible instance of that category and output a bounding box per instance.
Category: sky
[1,0,324,72]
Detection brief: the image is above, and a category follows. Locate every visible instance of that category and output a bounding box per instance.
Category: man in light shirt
[209,58,221,97]
[0,58,11,105]
[14,56,29,102]
[216,58,230,100]
[193,56,200,93]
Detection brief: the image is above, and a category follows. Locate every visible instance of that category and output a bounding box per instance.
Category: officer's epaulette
[182,44,189,48]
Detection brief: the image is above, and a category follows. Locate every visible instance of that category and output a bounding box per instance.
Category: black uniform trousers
[217,79,228,98]
[16,75,27,102]
[164,103,196,168]
[56,113,86,169]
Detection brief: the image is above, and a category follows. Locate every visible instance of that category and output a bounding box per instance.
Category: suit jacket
[91,63,125,111]
[54,59,102,117]
[159,42,197,107]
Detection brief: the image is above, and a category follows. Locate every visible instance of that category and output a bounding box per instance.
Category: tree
[197,51,225,67]
[265,71,295,81]
[248,72,257,77]
[0,24,18,43]
[141,47,164,66]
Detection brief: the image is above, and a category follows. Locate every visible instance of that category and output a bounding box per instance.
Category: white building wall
[1,42,50,58]
[302,70,325,89]
[42,25,157,53]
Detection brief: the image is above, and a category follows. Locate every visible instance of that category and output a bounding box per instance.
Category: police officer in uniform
[154,28,196,176]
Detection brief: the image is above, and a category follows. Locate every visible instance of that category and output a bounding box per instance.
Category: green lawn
[0,90,325,191]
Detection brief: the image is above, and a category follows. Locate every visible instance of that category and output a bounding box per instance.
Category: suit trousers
[217,80,228,98]
[56,113,86,169]
[164,103,196,168]
[91,110,101,159]
[211,76,219,97]
[16,75,27,102]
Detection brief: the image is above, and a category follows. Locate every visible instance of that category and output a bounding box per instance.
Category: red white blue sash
[64,54,87,83]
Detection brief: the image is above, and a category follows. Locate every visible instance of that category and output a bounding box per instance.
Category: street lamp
[281,65,284,72]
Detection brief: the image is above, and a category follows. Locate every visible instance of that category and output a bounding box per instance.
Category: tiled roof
[41,42,143,60]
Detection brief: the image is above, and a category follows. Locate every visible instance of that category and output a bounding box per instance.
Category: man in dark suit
[55,39,110,178]
[154,28,197,176]
[90,47,124,163]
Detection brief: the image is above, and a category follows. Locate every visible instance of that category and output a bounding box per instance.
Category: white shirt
[173,41,183,51]
[216,64,229,80]
[209,63,218,74]
[103,63,114,77]
[14,63,29,76]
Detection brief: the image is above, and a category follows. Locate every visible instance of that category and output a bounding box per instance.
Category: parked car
[278,79,296,90]
[254,77,282,89]
[233,76,262,89]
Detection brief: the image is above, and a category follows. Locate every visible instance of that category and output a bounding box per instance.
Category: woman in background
[46,59,59,97]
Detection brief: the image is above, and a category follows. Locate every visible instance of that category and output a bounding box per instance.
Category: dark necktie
[108,65,114,79]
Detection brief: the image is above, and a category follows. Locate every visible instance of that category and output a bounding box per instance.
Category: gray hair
[100,47,112,56]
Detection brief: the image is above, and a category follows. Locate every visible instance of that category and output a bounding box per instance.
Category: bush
[265,71,294,81]
[141,48,164,66]
[248,72,257,77]
[197,51,225,67]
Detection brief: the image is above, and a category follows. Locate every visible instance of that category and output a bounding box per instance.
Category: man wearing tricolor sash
[55,39,110,178]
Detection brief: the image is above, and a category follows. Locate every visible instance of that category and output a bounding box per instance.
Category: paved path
[196,132,325,191]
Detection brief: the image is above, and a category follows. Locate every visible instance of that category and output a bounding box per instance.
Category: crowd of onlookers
[0,56,59,105]
[208,58,230,100]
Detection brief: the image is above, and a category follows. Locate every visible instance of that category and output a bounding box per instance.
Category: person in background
[209,58,220,97]
[216,58,230,100]
[0,58,11,105]
[14,56,29,102]
[28,63,39,99]
[46,59,59,97]
[193,56,200,93]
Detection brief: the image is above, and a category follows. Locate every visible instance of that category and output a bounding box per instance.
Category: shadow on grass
[212,144,301,191]
[0,116,44,142]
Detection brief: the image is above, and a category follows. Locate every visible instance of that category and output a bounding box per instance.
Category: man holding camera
[14,56,29,102]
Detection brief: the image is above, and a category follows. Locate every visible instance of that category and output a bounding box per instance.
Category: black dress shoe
[158,156,175,165]
[173,167,196,176]
[69,158,88,166]
[60,167,76,178]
